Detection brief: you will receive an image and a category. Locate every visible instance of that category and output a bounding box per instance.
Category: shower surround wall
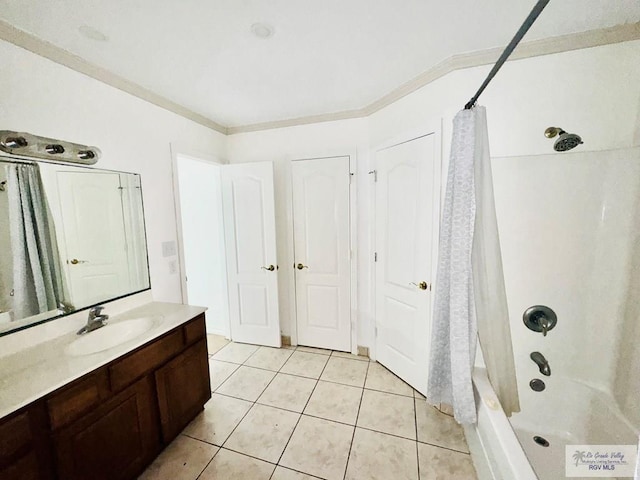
[485,148,640,479]
[493,148,640,405]
[614,181,640,429]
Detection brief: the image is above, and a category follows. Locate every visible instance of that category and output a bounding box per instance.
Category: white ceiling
[1,1,639,128]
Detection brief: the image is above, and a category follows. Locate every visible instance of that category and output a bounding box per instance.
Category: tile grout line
[213,357,415,399]
[193,437,220,480]
[178,342,371,479]
[342,359,370,480]
[272,350,332,475]
[213,343,314,480]
[207,390,448,447]
[206,342,469,478]
[214,378,466,452]
[208,362,241,394]
[210,445,320,479]
[414,395,421,480]
[218,345,295,460]
[416,440,471,455]
[213,344,288,402]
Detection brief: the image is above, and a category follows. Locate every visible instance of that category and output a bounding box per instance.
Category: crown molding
[228,22,640,134]
[0,19,638,137]
[0,20,228,135]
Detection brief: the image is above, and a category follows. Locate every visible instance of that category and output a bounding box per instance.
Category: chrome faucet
[77,306,109,335]
[530,351,550,376]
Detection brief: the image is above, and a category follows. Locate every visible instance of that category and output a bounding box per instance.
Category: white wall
[0,39,226,304]
[227,118,371,346]
[369,40,640,157]
[176,155,229,336]
[228,39,640,409]
[367,40,640,418]
[4,32,640,421]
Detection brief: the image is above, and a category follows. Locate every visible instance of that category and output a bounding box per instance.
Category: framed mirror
[0,156,150,336]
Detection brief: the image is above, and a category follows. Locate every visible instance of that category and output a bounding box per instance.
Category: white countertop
[0,301,206,419]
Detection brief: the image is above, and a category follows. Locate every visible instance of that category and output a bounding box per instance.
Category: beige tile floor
[140,335,478,480]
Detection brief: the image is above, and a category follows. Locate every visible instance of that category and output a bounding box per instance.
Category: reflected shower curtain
[427,106,519,424]
[7,163,66,319]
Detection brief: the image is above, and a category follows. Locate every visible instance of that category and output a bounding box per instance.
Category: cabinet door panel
[0,451,39,480]
[54,376,159,480]
[155,339,211,443]
[0,403,54,480]
[0,412,31,463]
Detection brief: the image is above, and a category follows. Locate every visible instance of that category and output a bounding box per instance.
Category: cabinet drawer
[183,314,206,346]
[109,330,183,392]
[47,370,109,431]
[0,411,31,463]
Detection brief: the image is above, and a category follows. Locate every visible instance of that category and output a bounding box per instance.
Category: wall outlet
[168,259,177,274]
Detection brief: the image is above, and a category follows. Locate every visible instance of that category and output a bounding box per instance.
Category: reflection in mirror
[0,158,150,336]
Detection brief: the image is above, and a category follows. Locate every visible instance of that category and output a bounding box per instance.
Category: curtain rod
[464,0,551,110]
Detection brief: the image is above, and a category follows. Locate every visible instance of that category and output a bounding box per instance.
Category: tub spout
[530,351,550,376]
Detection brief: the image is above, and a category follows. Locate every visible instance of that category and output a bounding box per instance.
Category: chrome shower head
[544,127,583,152]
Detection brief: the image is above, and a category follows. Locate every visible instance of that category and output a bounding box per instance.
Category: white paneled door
[292,157,351,352]
[57,171,130,308]
[374,134,439,394]
[221,162,281,347]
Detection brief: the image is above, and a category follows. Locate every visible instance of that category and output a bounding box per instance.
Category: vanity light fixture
[0,130,101,165]
[3,136,28,149]
[45,144,65,155]
[77,150,96,161]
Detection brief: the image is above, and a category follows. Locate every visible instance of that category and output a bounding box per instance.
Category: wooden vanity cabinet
[0,312,210,480]
[0,403,54,480]
[156,338,210,442]
[53,375,160,480]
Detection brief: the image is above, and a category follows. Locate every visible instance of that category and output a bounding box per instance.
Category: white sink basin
[65,317,157,356]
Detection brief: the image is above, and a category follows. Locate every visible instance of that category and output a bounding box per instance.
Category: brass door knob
[296,263,309,270]
[261,265,275,271]
[70,259,87,265]
[410,281,430,290]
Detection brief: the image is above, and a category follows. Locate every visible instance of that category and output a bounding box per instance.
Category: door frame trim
[287,151,358,354]
[169,144,229,337]
[369,121,443,361]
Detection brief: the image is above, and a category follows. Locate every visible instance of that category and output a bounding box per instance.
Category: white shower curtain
[7,163,66,320]
[427,106,519,424]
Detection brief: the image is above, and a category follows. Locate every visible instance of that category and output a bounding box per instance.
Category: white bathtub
[465,368,638,480]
